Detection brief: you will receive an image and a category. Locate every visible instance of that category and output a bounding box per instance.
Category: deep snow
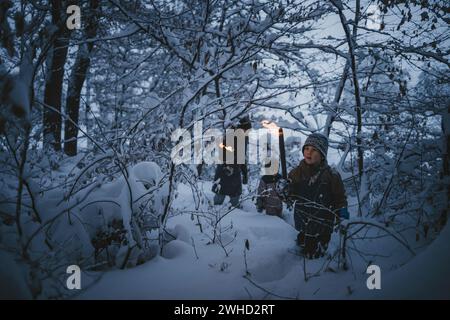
[77,179,449,300]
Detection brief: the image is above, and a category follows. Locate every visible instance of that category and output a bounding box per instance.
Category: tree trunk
[439,104,450,228]
[43,0,70,151]
[64,0,99,156]
[332,0,364,183]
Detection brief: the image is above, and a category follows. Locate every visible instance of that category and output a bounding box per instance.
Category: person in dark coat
[212,117,251,208]
[283,132,349,259]
[212,163,248,208]
[256,159,283,217]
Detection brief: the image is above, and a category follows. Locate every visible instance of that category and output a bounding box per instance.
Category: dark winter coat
[256,174,283,217]
[287,159,347,258]
[213,164,248,197]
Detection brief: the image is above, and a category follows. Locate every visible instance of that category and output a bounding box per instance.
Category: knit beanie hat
[302,133,328,159]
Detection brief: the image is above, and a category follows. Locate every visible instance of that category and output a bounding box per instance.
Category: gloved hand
[338,207,349,219]
[212,183,219,194]
[275,178,290,200]
[242,176,248,185]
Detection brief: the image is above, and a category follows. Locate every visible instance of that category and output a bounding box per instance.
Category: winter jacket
[256,174,283,217]
[213,164,248,197]
[287,159,347,258]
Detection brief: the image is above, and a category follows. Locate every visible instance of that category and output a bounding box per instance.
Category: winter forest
[0,0,449,300]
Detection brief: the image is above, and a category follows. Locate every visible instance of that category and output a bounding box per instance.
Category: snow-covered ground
[354,217,450,299]
[77,177,450,300]
[1,157,447,300]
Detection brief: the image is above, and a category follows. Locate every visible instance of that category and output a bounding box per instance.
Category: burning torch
[219,142,234,164]
[261,120,287,179]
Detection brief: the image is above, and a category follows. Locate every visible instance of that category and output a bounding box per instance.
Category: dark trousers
[294,210,334,259]
[214,194,240,207]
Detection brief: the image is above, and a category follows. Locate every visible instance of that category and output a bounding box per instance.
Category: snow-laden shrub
[0,57,31,136]
[345,134,445,240]
[0,160,169,298]
[75,161,169,269]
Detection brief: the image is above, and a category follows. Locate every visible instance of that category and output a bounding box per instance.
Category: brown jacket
[288,160,347,211]
[256,174,283,217]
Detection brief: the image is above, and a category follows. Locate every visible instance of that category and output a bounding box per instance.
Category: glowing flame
[219,142,234,152]
[261,120,281,136]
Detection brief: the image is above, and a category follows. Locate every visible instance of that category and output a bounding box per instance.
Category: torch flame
[261,120,281,136]
[219,142,234,152]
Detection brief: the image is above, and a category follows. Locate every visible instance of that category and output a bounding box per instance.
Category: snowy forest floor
[76,178,449,300]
